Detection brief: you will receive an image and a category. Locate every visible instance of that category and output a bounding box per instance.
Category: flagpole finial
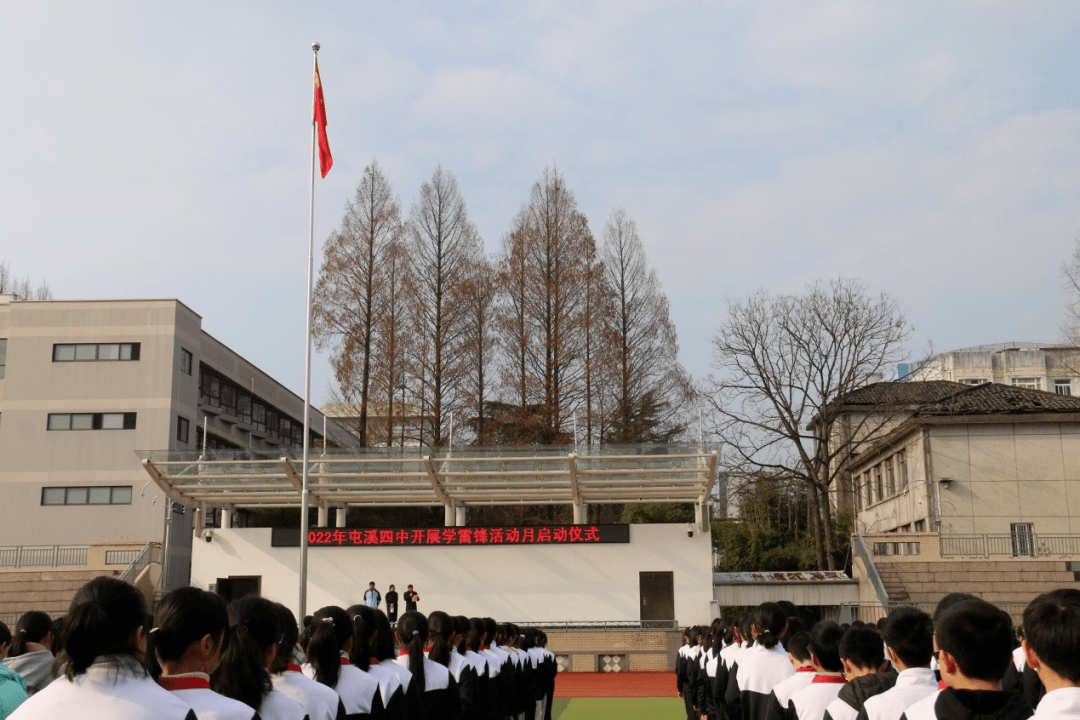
[312,42,320,53]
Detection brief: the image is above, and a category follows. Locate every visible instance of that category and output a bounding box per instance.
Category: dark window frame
[180,348,193,375]
[177,415,190,444]
[47,412,137,431]
[41,485,133,506]
[52,342,141,362]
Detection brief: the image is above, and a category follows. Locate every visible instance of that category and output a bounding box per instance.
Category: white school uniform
[273,667,344,720]
[735,643,795,719]
[9,660,196,720]
[772,669,816,713]
[159,673,256,720]
[897,689,940,720]
[364,659,404,708]
[1032,687,1080,719]
[1011,646,1026,673]
[788,675,847,720]
[259,686,308,720]
[862,668,938,720]
[301,655,380,716]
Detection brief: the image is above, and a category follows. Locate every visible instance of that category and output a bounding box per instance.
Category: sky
[3,1,1080,406]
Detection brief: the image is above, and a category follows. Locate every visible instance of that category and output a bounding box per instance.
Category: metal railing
[105,550,141,565]
[853,534,890,613]
[0,545,88,569]
[837,600,1030,625]
[117,542,161,584]
[510,620,679,630]
[940,533,1080,558]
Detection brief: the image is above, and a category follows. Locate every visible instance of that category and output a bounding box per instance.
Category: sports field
[551,672,685,719]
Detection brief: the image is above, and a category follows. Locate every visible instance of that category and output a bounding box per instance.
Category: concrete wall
[191,524,714,626]
[713,581,859,607]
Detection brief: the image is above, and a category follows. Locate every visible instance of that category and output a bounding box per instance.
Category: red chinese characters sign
[271,524,629,548]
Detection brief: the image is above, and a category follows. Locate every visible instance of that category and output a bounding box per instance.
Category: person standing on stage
[364,582,381,610]
[404,585,419,613]
[385,585,399,624]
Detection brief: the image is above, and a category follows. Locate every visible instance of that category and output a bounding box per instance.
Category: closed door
[639,571,674,627]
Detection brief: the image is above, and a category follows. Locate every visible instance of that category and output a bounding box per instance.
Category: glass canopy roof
[139,444,720,510]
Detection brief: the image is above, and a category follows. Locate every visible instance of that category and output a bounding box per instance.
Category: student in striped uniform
[1020,589,1080,719]
[147,587,258,720]
[785,623,846,720]
[767,632,815,720]
[213,597,308,720]
[303,607,382,720]
[821,627,890,720]
[270,604,346,720]
[396,612,461,720]
[346,607,404,720]
[9,576,197,720]
[733,602,795,720]
[861,607,937,720]
[900,599,1031,720]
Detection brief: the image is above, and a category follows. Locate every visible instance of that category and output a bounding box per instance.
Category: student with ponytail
[270,603,347,720]
[10,576,196,720]
[430,612,476,718]
[302,606,382,720]
[145,586,258,720]
[345,605,404,720]
[5,611,54,696]
[396,611,461,720]
[732,602,793,720]
[212,596,307,720]
[371,609,424,720]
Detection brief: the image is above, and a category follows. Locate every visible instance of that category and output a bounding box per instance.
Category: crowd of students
[677,589,1080,720]
[0,575,558,720]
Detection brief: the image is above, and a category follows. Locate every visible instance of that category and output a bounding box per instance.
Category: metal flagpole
[298,41,320,621]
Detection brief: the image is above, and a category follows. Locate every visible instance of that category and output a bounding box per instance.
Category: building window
[47,412,137,431]
[199,365,316,448]
[177,416,190,444]
[957,378,989,385]
[863,471,873,504]
[874,464,884,501]
[180,348,193,375]
[52,343,140,362]
[41,486,132,506]
[1011,523,1035,557]
[0,338,6,379]
[1055,379,1072,396]
[885,457,896,496]
[914,519,926,532]
[897,451,908,489]
[1009,377,1041,390]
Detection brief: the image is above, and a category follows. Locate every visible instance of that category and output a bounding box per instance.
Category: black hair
[483,617,499,648]
[934,592,979,623]
[373,610,397,661]
[882,606,934,669]
[753,602,787,650]
[271,603,300,674]
[935,598,1014,682]
[10,611,53,657]
[781,616,805,648]
[467,618,487,652]
[708,617,725,653]
[427,611,455,666]
[521,627,537,651]
[211,596,278,711]
[64,576,146,679]
[1022,589,1080,683]
[346,604,376,671]
[0,621,10,653]
[452,615,470,654]
[786,632,811,663]
[145,587,229,679]
[808,622,844,672]
[307,606,354,689]
[839,627,884,671]
[396,611,428,692]
[776,600,798,618]
[737,611,755,648]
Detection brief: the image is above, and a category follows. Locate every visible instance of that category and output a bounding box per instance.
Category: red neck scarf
[287,664,303,673]
[795,666,816,673]
[158,676,211,691]
[812,674,847,684]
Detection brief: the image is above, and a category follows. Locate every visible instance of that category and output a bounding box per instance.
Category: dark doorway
[639,571,675,628]
[216,576,261,604]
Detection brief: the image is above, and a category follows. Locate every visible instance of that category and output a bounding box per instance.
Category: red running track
[553,671,680,698]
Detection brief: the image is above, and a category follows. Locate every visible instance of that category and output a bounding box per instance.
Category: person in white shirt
[822,627,890,720]
[862,607,938,720]
[1021,589,1080,719]
[787,623,847,720]
[147,586,258,720]
[768,632,816,720]
[9,576,196,720]
[303,606,383,719]
[213,596,307,720]
[735,602,794,720]
[271,603,346,720]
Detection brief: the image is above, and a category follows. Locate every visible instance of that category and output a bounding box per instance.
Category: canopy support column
[336,505,348,528]
[455,504,466,527]
[317,504,328,528]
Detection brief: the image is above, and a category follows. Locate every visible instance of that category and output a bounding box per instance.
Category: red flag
[313,60,333,178]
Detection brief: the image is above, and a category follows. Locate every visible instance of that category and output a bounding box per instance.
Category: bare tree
[370,238,411,446]
[405,165,483,446]
[703,278,911,569]
[600,209,692,443]
[0,262,52,300]
[459,254,498,445]
[1064,236,1080,347]
[312,160,404,445]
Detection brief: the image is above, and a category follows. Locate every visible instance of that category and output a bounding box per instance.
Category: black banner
[271,524,630,548]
